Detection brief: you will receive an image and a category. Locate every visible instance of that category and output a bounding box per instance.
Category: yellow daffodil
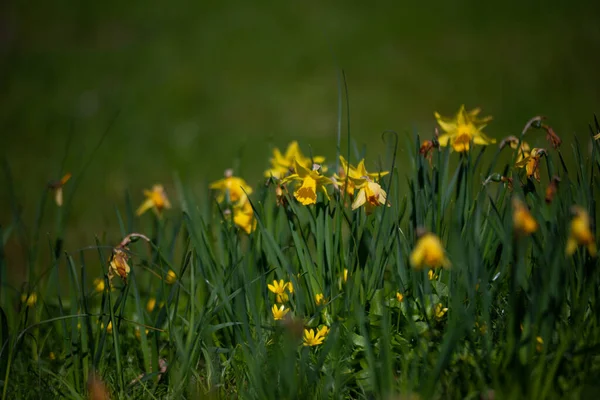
[48,173,72,207]
[515,148,545,182]
[512,198,538,236]
[109,248,130,282]
[350,178,388,215]
[315,293,326,306]
[303,328,326,346]
[566,206,597,257]
[271,304,290,320]
[335,156,388,197]
[165,270,177,285]
[434,303,448,320]
[93,278,105,293]
[410,233,450,269]
[146,298,157,313]
[264,141,326,179]
[136,184,171,216]
[281,160,332,205]
[21,292,37,307]
[435,105,495,152]
[210,169,253,204]
[396,292,404,302]
[233,199,256,234]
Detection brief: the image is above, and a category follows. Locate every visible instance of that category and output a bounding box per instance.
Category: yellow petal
[351,188,367,210]
[136,198,155,216]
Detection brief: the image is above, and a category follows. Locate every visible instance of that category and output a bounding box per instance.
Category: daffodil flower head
[512,197,538,236]
[435,105,495,152]
[410,232,450,270]
[303,328,326,346]
[210,169,253,204]
[335,156,389,197]
[272,304,290,320]
[232,199,256,234]
[136,184,171,216]
[566,206,597,257]
[281,160,332,206]
[108,248,131,283]
[515,148,546,182]
[350,177,388,215]
[264,141,326,179]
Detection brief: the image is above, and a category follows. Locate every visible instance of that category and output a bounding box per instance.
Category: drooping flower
[410,233,450,269]
[281,160,332,205]
[566,206,597,257]
[272,304,290,321]
[303,328,326,346]
[515,148,546,182]
[109,248,131,282]
[232,199,257,234]
[350,178,388,215]
[47,173,72,207]
[512,198,538,236]
[136,184,171,216]
[334,156,388,197]
[435,105,495,152]
[210,169,253,204]
[264,141,326,179]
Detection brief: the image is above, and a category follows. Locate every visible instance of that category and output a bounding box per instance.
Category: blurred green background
[2,1,600,260]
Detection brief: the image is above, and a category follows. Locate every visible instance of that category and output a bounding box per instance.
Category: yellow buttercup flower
[21,292,37,307]
[165,270,177,285]
[315,293,326,306]
[281,160,332,205]
[395,292,404,302]
[435,105,495,152]
[350,178,388,215]
[233,199,256,234]
[210,169,253,204]
[268,279,293,303]
[512,198,538,236]
[335,156,388,197]
[566,206,597,257]
[146,298,157,313]
[303,328,326,346]
[410,233,450,269]
[428,269,438,281]
[271,304,290,320]
[47,172,72,207]
[317,325,330,338]
[434,303,448,320]
[264,141,326,179]
[136,184,171,216]
[93,278,105,293]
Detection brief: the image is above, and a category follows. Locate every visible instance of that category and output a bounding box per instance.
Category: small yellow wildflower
[303,328,326,346]
[232,199,256,234]
[536,336,544,352]
[428,269,438,281]
[395,292,404,302]
[335,156,388,197]
[315,293,326,306]
[210,169,253,204]
[136,184,171,216]
[271,304,290,320]
[264,141,326,179]
[21,292,37,307]
[287,281,294,294]
[410,233,450,269]
[268,279,293,303]
[47,172,72,207]
[435,105,495,152]
[434,303,448,320]
[317,325,330,338]
[350,178,388,215]
[165,270,177,285]
[512,198,538,236]
[281,160,332,206]
[146,298,157,313]
[566,206,597,257]
[93,278,105,293]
